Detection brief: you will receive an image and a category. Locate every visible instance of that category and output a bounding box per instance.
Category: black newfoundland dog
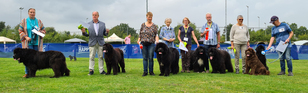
[155,43,179,76]
[103,43,126,75]
[255,45,269,70]
[13,48,70,78]
[190,46,208,73]
[208,47,233,74]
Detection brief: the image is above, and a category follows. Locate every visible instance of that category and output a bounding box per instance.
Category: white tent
[0,36,16,44]
[64,38,87,43]
[104,33,124,43]
[293,40,308,45]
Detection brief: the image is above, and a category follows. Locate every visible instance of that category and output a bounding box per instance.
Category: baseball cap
[269,16,279,23]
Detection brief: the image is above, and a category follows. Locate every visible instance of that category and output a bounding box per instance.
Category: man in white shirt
[81,11,109,75]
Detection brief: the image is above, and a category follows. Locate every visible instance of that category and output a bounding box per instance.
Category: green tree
[109,23,138,44]
[0,21,5,32]
[222,24,233,41]
[45,27,57,36]
[298,34,308,40]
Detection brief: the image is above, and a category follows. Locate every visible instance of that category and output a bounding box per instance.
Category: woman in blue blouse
[159,18,175,48]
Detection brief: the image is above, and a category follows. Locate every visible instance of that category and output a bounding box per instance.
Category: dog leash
[253,45,286,64]
[266,49,286,63]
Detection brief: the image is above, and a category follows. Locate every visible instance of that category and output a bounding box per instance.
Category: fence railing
[1,43,307,60]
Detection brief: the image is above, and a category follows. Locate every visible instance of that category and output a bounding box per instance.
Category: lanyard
[207,22,212,29]
[28,18,37,28]
[184,25,189,37]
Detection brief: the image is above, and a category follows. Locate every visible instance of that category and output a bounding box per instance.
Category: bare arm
[267,37,275,50]
[177,30,182,43]
[155,35,159,44]
[285,31,293,44]
[137,38,141,45]
[192,31,199,47]
[216,31,220,48]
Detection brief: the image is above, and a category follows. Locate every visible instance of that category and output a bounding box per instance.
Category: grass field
[0,58,308,92]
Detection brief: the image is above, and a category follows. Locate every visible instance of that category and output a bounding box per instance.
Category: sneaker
[142,72,148,76]
[100,71,106,75]
[288,72,293,76]
[88,70,94,75]
[277,71,285,75]
[236,69,239,74]
[205,70,209,73]
[23,74,28,78]
[149,72,155,76]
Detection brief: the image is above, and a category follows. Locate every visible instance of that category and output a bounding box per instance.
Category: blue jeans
[277,47,292,72]
[25,45,38,74]
[142,43,155,73]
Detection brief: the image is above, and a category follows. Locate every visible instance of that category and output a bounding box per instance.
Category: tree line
[0,21,307,44]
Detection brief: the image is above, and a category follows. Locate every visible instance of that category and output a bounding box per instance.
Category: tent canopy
[64,38,87,43]
[293,40,308,45]
[0,36,16,44]
[104,33,124,43]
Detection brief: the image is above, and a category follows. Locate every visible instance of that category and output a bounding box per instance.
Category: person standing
[159,18,175,48]
[200,13,220,73]
[230,15,250,74]
[18,8,46,78]
[266,16,294,76]
[124,34,131,44]
[137,12,159,76]
[178,17,199,73]
[81,11,109,75]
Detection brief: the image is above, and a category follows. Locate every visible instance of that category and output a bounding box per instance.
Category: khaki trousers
[89,43,104,73]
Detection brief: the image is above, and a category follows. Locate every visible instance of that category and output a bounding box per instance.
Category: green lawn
[0,58,307,92]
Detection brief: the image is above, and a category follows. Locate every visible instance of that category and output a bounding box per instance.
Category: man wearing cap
[266,16,294,76]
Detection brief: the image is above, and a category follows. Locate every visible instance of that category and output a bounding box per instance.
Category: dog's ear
[194,47,199,55]
[154,45,158,53]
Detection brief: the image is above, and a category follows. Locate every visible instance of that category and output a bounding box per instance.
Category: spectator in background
[159,18,175,48]
[124,34,131,44]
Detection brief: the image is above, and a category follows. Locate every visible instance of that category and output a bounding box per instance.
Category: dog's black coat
[190,46,208,73]
[208,47,233,74]
[255,45,269,70]
[69,55,76,61]
[103,43,125,75]
[155,43,179,76]
[13,48,70,78]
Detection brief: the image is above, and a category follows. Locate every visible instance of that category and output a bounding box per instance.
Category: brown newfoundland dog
[13,48,70,78]
[244,48,270,75]
[103,43,126,75]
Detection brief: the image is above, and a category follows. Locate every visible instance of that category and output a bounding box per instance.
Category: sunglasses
[238,19,244,21]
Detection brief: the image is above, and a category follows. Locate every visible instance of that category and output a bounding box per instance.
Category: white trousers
[89,43,104,73]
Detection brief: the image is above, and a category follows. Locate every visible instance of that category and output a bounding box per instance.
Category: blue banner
[1,43,307,60]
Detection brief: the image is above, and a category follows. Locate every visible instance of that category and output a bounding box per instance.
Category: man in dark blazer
[81,11,109,75]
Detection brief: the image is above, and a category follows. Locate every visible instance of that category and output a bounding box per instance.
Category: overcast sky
[0,0,307,34]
